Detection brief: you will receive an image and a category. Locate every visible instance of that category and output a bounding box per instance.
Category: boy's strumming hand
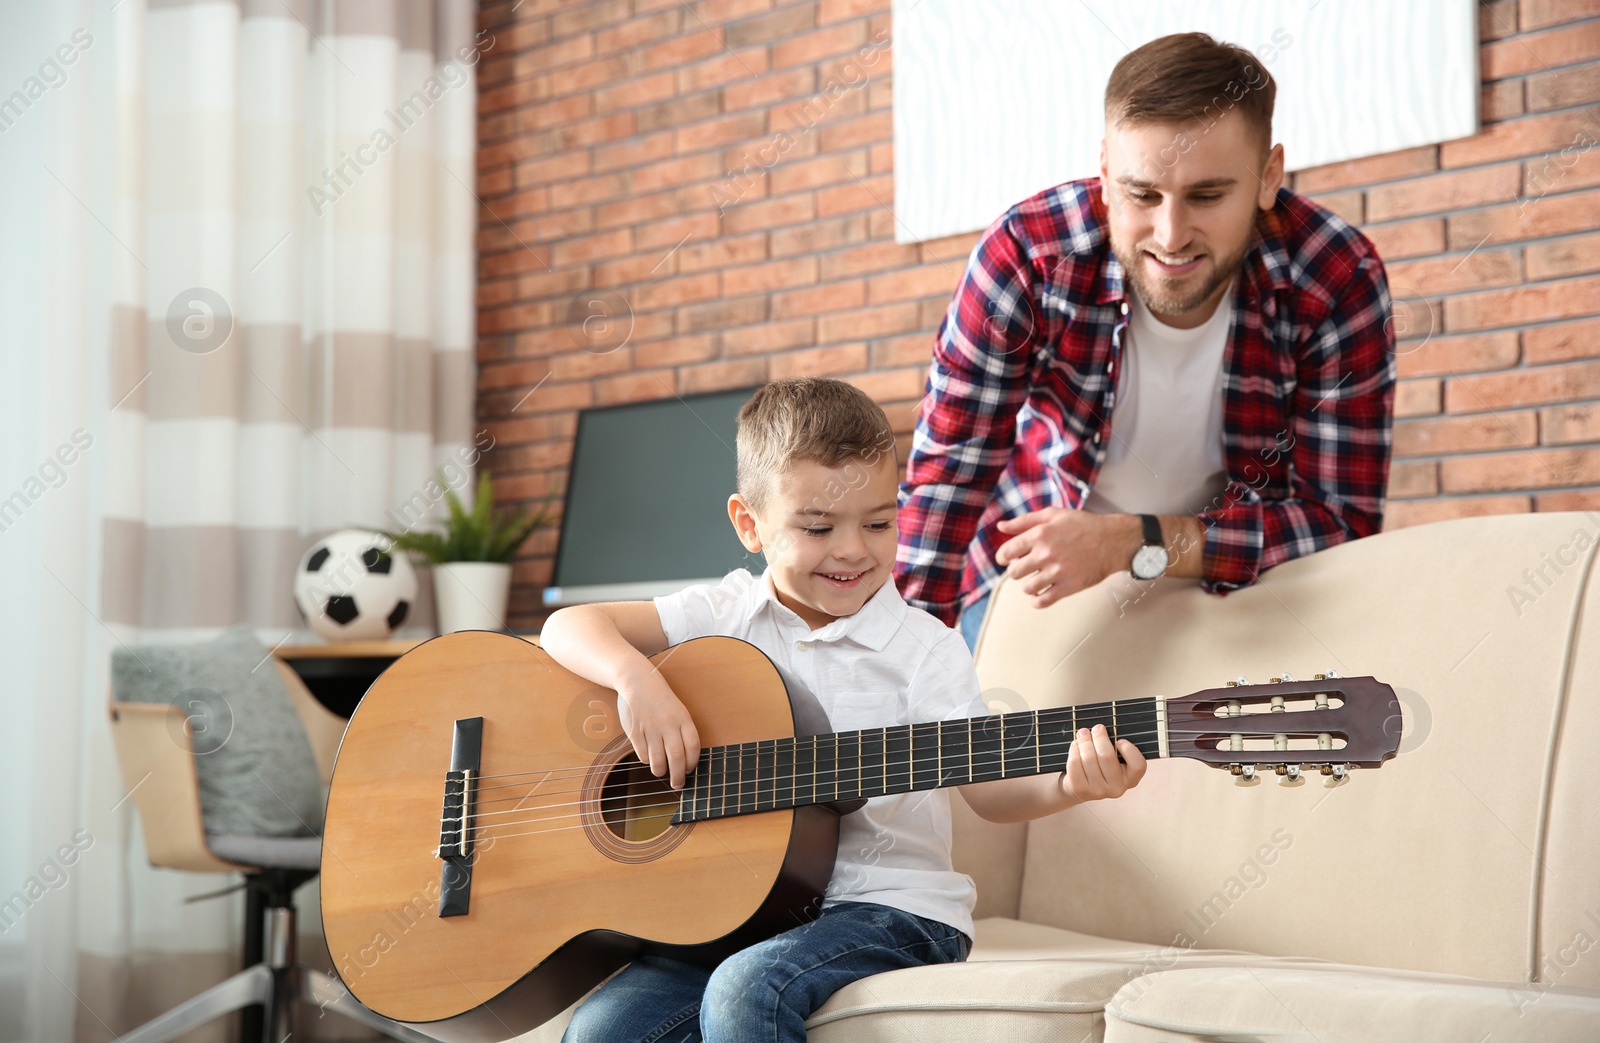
[617,669,701,791]
[1060,724,1147,805]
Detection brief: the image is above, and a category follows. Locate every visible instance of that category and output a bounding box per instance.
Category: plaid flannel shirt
[895,179,1396,627]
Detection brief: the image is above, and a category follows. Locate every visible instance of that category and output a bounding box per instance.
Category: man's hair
[1104,32,1276,151]
[736,377,896,513]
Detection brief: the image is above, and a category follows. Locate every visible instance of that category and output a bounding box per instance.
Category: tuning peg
[1320,763,1348,779]
[1276,764,1301,779]
[1236,764,1256,779]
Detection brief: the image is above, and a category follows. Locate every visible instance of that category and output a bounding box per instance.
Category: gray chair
[107,629,436,1043]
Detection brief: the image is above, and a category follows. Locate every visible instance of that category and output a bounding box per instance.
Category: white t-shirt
[654,568,990,939]
[1081,281,1234,516]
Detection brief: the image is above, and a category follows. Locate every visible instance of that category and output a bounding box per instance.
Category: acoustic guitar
[320,630,1400,1041]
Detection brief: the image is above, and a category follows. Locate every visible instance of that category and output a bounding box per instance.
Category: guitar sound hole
[599,755,679,842]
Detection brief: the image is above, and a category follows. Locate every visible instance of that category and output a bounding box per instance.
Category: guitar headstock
[1164,672,1400,780]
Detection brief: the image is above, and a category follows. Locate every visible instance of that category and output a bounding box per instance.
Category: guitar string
[467,758,1011,831]
[460,710,1324,799]
[456,720,1173,813]
[458,719,1339,809]
[464,778,994,843]
[459,736,1360,848]
[459,706,1156,789]
[454,721,1345,820]
[459,737,1092,823]
[454,732,1363,844]
[455,730,1128,831]
[468,693,1354,788]
[443,727,1350,836]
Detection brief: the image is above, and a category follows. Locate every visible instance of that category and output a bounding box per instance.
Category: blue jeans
[958,592,991,653]
[560,901,971,1043]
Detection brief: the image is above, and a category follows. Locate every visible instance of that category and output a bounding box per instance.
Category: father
[894,32,1397,649]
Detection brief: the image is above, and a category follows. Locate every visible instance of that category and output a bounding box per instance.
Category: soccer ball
[293,529,417,641]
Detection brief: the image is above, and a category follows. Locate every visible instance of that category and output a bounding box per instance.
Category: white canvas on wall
[891,0,1479,244]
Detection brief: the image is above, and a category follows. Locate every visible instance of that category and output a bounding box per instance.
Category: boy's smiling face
[728,453,900,630]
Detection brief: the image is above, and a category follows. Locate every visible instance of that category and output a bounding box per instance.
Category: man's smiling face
[1099,110,1284,328]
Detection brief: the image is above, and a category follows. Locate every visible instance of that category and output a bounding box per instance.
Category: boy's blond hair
[736,378,897,512]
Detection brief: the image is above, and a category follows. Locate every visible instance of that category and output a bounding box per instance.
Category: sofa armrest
[107,701,247,874]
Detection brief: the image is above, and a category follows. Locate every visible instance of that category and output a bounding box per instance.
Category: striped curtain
[6,0,480,1038]
[102,0,478,638]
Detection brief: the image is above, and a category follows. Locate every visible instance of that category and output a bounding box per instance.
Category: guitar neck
[671,697,1164,824]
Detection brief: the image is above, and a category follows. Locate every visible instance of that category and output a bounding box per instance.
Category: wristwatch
[1130,514,1169,580]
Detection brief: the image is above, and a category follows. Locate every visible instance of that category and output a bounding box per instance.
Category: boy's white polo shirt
[654,567,990,939]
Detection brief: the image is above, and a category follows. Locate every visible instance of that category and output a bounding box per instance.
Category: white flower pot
[433,561,513,634]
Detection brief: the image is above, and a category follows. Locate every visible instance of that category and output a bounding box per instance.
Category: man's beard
[1111,235,1250,319]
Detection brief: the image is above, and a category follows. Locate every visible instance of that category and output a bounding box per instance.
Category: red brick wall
[473,0,1600,630]
[1327,0,1600,528]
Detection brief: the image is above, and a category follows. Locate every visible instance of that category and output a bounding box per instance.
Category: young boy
[539,377,1146,1043]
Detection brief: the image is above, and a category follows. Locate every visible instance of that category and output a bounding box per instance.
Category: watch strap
[1138,513,1163,547]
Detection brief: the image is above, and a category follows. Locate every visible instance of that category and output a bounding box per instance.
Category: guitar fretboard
[671,698,1161,823]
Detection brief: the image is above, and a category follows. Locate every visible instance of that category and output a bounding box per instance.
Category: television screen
[543,386,767,606]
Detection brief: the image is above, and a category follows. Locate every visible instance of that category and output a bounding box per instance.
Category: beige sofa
[523,511,1600,1041]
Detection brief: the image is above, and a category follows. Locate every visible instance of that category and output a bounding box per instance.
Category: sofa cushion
[808,918,1190,1041]
[511,917,1250,1042]
[1102,965,1600,1042]
[973,512,1598,983]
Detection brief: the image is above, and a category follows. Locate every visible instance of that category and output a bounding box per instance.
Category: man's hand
[994,508,1141,607]
[616,669,700,790]
[1061,724,1147,805]
[995,509,1207,607]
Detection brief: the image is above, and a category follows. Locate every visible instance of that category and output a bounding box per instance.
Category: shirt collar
[747,568,909,652]
[1090,182,1295,307]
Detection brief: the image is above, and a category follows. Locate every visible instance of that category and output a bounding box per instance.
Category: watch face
[1131,543,1169,580]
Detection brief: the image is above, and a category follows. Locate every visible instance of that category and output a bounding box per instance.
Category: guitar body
[320,631,841,1041]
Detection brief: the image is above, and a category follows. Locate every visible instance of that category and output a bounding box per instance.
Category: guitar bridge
[439,768,474,858]
[437,717,483,918]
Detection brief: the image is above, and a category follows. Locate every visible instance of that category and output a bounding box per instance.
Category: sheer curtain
[0,0,479,1038]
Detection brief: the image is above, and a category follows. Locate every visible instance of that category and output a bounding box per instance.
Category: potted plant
[385,470,553,634]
